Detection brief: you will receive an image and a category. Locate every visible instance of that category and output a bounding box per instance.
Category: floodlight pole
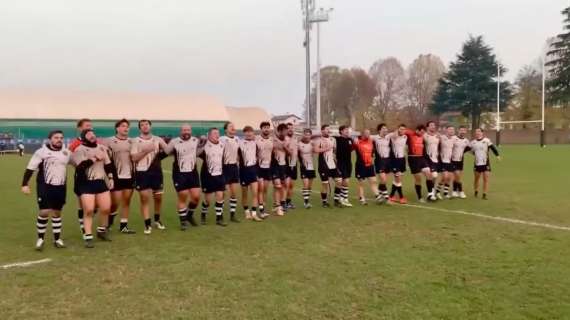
[541,57,546,147]
[496,63,501,146]
[304,0,311,128]
[309,6,332,131]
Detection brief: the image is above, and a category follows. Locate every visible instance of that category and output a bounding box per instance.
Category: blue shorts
[173,170,200,192]
[135,169,164,193]
[240,166,258,186]
[223,164,240,184]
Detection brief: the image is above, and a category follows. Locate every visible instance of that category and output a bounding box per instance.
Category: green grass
[1,145,570,319]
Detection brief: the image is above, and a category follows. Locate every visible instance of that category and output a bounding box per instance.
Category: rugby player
[404,125,436,202]
[69,118,93,234]
[22,130,70,250]
[471,128,501,200]
[353,129,381,205]
[424,121,441,200]
[70,129,114,248]
[220,122,241,223]
[438,125,456,199]
[388,124,408,204]
[103,119,136,234]
[451,126,470,198]
[271,123,289,216]
[131,120,168,234]
[314,124,344,207]
[334,125,354,207]
[164,124,202,231]
[285,122,298,210]
[199,128,228,226]
[256,121,273,218]
[238,126,263,221]
[298,128,316,209]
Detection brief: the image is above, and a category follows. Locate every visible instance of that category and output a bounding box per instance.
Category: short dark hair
[115,118,130,129]
[446,125,455,129]
[76,118,91,128]
[399,123,406,128]
[416,124,426,131]
[277,123,288,132]
[426,120,436,127]
[339,125,349,132]
[208,127,219,134]
[260,121,271,129]
[286,122,293,127]
[475,127,484,132]
[303,128,312,135]
[376,123,387,131]
[48,130,64,139]
[243,125,254,133]
[138,119,152,129]
[224,122,233,130]
[459,125,467,130]
[321,124,329,131]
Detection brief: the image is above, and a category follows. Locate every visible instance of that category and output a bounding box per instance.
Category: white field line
[1,258,52,270]
[162,169,570,232]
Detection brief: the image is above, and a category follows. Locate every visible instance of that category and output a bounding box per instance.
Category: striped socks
[37,215,48,240]
[178,208,188,224]
[229,197,237,218]
[51,216,62,241]
[302,188,311,205]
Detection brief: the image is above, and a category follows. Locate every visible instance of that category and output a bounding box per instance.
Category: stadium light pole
[309,7,333,131]
[496,62,501,146]
[541,56,546,147]
[301,0,313,128]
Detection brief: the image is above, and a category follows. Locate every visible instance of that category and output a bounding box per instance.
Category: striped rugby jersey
[27,145,71,186]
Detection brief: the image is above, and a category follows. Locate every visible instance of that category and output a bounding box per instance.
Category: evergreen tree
[430,35,512,129]
[547,6,570,107]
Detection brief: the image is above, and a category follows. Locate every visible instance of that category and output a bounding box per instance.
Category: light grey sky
[0,0,567,116]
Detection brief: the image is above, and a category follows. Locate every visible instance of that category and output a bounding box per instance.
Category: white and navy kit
[271,136,289,181]
[439,135,456,172]
[390,133,407,173]
[71,144,113,195]
[316,136,340,181]
[199,140,226,193]
[424,133,440,172]
[166,136,201,192]
[451,136,471,171]
[238,138,259,186]
[103,136,134,191]
[220,135,240,184]
[373,134,392,174]
[24,144,71,210]
[256,136,273,181]
[131,135,165,193]
[298,140,316,179]
[286,137,299,180]
[470,138,499,172]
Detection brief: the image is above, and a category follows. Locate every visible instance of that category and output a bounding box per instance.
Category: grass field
[1,145,569,320]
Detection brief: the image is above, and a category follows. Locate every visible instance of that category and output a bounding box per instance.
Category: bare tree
[369,57,406,121]
[405,54,446,124]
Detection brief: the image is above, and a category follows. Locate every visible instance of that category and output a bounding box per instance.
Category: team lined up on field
[21,118,500,250]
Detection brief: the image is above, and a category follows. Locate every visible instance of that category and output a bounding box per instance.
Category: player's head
[277,123,288,138]
[48,130,64,149]
[180,123,192,140]
[286,122,294,137]
[208,127,220,143]
[339,125,350,137]
[398,124,407,136]
[138,119,152,135]
[377,123,388,135]
[426,121,437,133]
[76,118,92,133]
[243,125,255,140]
[474,128,484,139]
[260,121,271,136]
[458,126,467,137]
[302,128,312,142]
[321,124,330,137]
[416,124,426,135]
[446,125,455,136]
[224,122,236,136]
[81,129,97,145]
[361,128,371,139]
[115,119,130,137]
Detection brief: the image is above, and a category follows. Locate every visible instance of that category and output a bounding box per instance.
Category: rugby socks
[83,233,93,241]
[37,215,48,240]
[414,184,422,200]
[178,208,188,224]
[380,184,389,199]
[188,202,197,219]
[154,213,161,222]
[426,180,435,194]
[119,219,128,231]
[389,184,397,197]
[302,188,311,205]
[51,216,62,241]
[452,182,459,192]
[215,201,225,224]
[334,187,341,203]
[144,218,152,229]
[392,182,404,198]
[229,197,238,218]
[457,182,463,192]
[78,209,85,234]
[341,186,349,201]
[201,202,210,220]
[280,200,286,210]
[243,205,249,212]
[444,184,450,197]
[259,204,265,214]
[108,212,117,228]
[321,192,328,204]
[96,226,106,234]
[286,198,292,206]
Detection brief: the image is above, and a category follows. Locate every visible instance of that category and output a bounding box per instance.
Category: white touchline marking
[159,169,570,232]
[1,258,52,270]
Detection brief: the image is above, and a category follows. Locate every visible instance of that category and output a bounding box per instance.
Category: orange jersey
[404,129,425,157]
[354,137,374,167]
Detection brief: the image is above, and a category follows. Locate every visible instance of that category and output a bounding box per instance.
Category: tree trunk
[350,114,357,129]
[470,111,480,134]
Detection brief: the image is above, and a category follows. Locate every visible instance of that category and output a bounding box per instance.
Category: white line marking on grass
[402,203,570,232]
[1,258,52,270]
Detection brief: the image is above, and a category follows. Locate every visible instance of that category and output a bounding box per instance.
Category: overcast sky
[0,0,568,116]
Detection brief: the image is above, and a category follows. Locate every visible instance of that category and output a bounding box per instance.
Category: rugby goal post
[495,61,546,147]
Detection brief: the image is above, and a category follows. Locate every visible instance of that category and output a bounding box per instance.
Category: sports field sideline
[1,145,569,319]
